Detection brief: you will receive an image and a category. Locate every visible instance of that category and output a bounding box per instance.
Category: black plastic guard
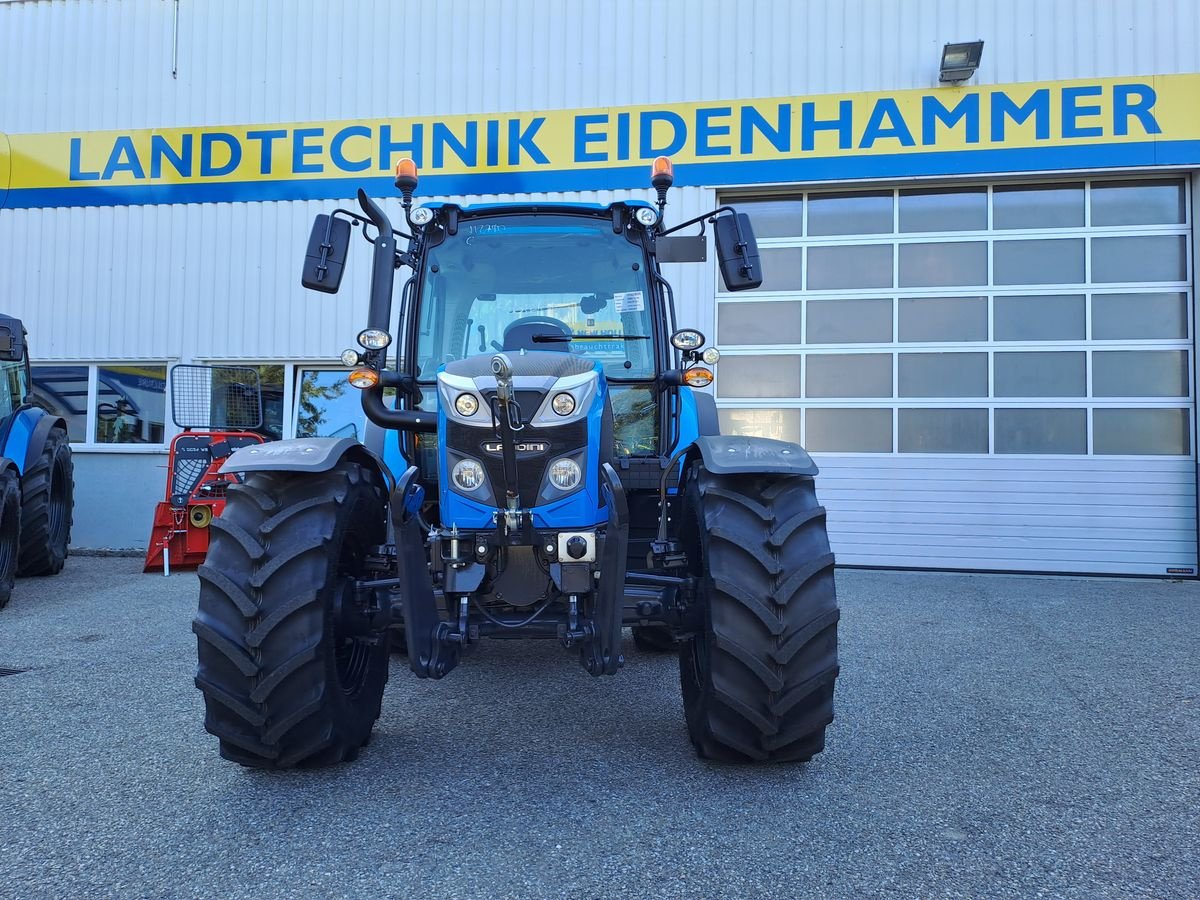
[691,434,819,477]
[390,466,459,679]
[583,463,628,676]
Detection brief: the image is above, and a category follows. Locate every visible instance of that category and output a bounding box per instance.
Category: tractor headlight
[551,392,576,416]
[451,459,486,492]
[635,206,659,227]
[671,329,705,351]
[455,393,480,416]
[701,347,721,365]
[548,458,582,491]
[409,206,434,226]
[339,348,361,367]
[357,328,392,350]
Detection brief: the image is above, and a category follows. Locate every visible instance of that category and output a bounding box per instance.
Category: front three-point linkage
[488,353,526,535]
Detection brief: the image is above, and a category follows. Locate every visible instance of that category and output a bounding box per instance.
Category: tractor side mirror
[713,212,763,292]
[301,214,352,294]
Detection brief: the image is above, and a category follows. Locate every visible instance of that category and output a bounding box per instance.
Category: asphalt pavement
[0,557,1197,899]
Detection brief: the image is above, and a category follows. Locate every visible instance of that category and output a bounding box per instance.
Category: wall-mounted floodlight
[939,40,984,84]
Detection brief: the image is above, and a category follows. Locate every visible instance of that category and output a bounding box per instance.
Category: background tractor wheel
[17,426,73,576]
[678,465,839,763]
[0,471,21,608]
[631,624,676,652]
[192,460,390,769]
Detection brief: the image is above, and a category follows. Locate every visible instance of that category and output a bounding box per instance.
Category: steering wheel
[501,316,571,351]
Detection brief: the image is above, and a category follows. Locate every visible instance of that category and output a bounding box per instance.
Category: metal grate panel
[171,364,263,430]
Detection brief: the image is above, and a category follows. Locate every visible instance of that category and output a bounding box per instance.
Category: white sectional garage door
[715,177,1196,576]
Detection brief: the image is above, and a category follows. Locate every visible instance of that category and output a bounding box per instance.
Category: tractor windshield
[412,213,656,382]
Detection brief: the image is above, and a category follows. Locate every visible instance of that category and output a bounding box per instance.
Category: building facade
[2,0,1198,576]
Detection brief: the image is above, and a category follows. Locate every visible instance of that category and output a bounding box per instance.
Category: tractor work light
[340,348,361,367]
[671,329,705,351]
[683,367,714,387]
[348,367,380,389]
[549,458,582,491]
[357,328,392,350]
[409,206,434,226]
[635,207,659,227]
[551,392,576,416]
[455,392,480,416]
[939,40,984,83]
[701,347,721,365]
[452,458,486,492]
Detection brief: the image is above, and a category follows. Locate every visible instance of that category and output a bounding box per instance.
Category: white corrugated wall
[2,0,1199,563]
[3,0,1200,361]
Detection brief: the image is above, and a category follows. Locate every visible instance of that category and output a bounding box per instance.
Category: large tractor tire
[678,465,839,763]
[0,471,21,608]
[193,460,390,769]
[17,426,73,576]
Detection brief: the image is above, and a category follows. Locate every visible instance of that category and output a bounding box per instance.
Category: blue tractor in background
[194,159,840,769]
[0,315,74,608]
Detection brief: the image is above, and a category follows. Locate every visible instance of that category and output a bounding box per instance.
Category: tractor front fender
[2,408,67,477]
[222,437,394,491]
[687,434,819,478]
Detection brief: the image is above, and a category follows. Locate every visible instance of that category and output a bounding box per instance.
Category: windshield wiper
[532,333,652,343]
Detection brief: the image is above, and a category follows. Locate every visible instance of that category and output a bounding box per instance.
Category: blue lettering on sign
[859,98,916,149]
[101,136,145,179]
[150,134,193,178]
[330,125,371,172]
[379,123,423,170]
[639,110,687,158]
[574,114,608,163]
[69,137,100,181]
[433,121,478,168]
[695,107,733,156]
[1112,83,1161,136]
[246,129,287,175]
[292,128,324,174]
[801,100,853,151]
[922,93,980,145]
[990,89,1051,141]
[1062,85,1104,138]
[200,133,242,177]
[739,103,791,155]
[508,118,549,165]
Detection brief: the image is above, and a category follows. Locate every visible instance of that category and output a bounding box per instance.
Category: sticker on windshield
[614,291,645,313]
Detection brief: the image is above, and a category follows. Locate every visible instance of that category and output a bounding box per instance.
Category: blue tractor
[193,159,840,768]
[0,315,74,608]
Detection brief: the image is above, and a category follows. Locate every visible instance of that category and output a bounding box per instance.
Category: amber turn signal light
[348,367,380,389]
[683,367,713,387]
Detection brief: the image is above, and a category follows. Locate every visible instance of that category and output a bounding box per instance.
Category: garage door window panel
[1093,350,1189,398]
[993,295,1085,341]
[899,296,987,343]
[805,408,893,453]
[995,408,1088,454]
[994,352,1087,398]
[807,191,893,236]
[898,241,987,288]
[718,408,801,444]
[805,353,892,398]
[993,183,1085,229]
[1092,293,1188,341]
[1093,408,1190,455]
[1091,179,1186,226]
[718,301,803,345]
[749,247,804,292]
[899,187,988,233]
[722,197,802,238]
[898,408,989,453]
[1091,235,1187,284]
[806,298,893,344]
[807,244,893,290]
[898,352,988,398]
[994,239,1085,285]
[717,355,802,398]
